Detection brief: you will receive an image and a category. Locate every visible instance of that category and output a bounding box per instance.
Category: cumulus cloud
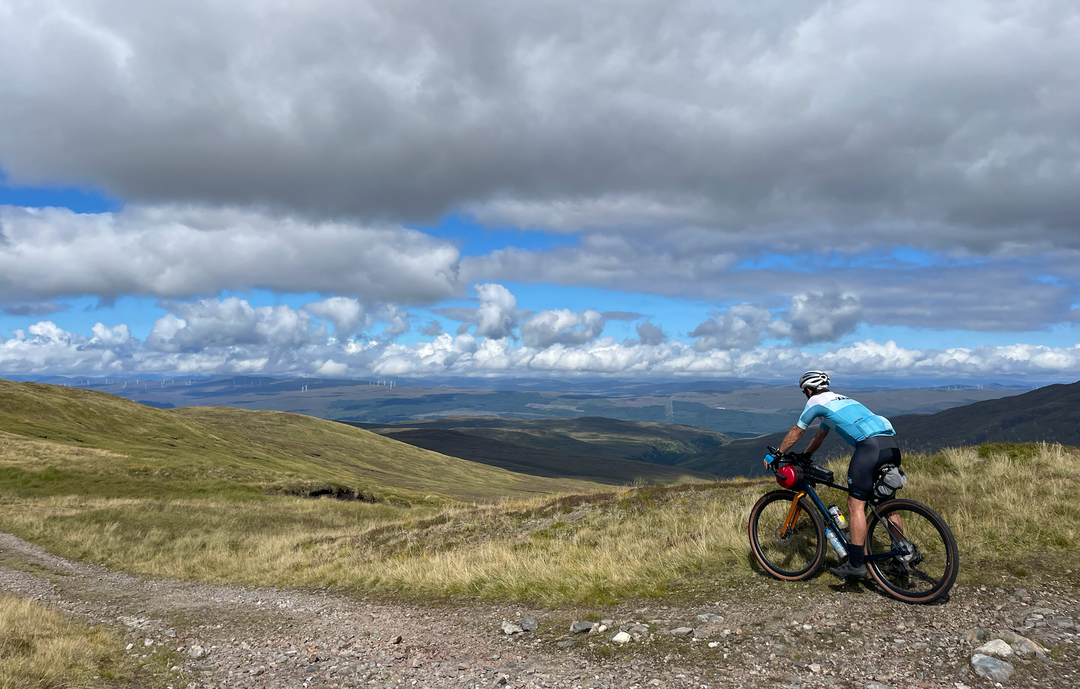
[7,313,1080,380]
[2,0,1078,251]
[90,323,131,347]
[378,305,411,338]
[690,304,790,351]
[474,284,519,339]
[520,309,606,348]
[303,297,368,339]
[146,298,313,352]
[0,205,461,304]
[636,320,667,346]
[435,283,524,339]
[787,292,863,345]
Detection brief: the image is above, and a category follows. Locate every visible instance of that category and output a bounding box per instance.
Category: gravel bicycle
[748,448,958,604]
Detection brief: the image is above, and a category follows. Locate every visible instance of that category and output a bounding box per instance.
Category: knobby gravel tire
[865,498,959,604]
[748,490,826,581]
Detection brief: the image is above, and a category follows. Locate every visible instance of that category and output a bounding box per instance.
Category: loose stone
[501,621,524,635]
[974,639,1013,657]
[971,654,1014,682]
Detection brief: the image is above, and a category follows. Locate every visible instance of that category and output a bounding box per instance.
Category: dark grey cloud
[601,311,645,322]
[635,320,667,346]
[1,0,1078,251]
[466,236,1078,332]
[0,301,69,317]
[787,292,862,345]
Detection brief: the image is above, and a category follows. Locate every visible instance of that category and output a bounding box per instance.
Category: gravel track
[1,532,1076,689]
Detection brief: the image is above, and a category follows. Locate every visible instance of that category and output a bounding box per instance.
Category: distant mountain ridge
[680,380,1080,477]
[378,428,717,486]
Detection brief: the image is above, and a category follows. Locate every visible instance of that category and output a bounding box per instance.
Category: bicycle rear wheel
[865,498,958,604]
[748,490,826,581]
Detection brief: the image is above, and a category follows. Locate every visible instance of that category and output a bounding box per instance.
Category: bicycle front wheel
[748,490,826,581]
[865,498,959,604]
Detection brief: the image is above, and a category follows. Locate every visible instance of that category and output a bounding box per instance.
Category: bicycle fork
[777,491,808,539]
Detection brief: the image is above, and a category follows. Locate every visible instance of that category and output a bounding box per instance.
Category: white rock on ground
[999,630,1049,656]
[610,631,631,644]
[500,621,523,635]
[975,638,1014,657]
[971,654,1015,682]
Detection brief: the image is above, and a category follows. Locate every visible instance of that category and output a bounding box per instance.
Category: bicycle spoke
[866,501,955,602]
[753,495,821,577]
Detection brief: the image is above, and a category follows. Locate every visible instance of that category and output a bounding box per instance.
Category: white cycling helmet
[798,370,830,391]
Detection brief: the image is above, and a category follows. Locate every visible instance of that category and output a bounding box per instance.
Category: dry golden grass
[10,442,1077,604]
[0,595,141,689]
[2,382,1077,605]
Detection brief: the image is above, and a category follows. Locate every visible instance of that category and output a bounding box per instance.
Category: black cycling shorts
[847,435,901,501]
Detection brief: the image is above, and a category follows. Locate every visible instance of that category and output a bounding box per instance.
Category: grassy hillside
[4,379,1076,604]
[0,380,604,502]
[380,428,717,485]
[2,438,1077,601]
[354,416,731,465]
[893,380,1080,449]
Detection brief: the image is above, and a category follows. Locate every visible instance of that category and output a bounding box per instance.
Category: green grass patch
[0,594,174,689]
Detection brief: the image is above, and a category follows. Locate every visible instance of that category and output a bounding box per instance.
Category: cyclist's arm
[803,426,829,455]
[777,425,805,454]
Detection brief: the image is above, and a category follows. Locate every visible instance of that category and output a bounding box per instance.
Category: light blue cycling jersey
[796,391,895,446]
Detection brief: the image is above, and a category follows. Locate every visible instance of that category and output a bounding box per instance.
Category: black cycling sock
[848,547,865,567]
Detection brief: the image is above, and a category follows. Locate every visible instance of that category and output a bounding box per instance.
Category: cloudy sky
[2,0,1079,381]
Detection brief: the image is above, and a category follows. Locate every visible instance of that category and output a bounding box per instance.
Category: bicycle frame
[783,476,908,563]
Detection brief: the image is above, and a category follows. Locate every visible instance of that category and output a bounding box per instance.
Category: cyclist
[764,371,901,580]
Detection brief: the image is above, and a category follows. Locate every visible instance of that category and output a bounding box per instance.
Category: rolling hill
[379,428,717,485]
[679,380,1080,476]
[351,416,731,465]
[0,380,607,502]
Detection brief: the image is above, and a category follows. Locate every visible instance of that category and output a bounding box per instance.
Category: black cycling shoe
[829,560,868,581]
[877,558,907,579]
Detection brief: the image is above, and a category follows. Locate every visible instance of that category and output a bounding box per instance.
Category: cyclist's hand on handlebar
[763,452,778,469]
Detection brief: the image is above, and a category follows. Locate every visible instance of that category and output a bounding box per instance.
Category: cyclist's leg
[875,438,905,532]
[846,438,880,560]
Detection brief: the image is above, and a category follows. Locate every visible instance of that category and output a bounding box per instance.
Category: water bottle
[828,505,848,530]
[825,528,847,559]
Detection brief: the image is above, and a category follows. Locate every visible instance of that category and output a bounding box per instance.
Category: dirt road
[1,532,1076,689]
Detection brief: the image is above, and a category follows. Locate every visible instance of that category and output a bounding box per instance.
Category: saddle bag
[872,464,907,502]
